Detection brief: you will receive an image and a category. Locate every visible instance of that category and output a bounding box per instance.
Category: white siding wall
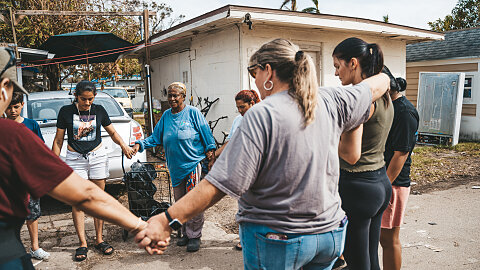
[241,25,406,90]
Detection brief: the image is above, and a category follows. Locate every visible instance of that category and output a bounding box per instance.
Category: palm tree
[302,0,320,14]
[383,15,389,23]
[280,0,297,11]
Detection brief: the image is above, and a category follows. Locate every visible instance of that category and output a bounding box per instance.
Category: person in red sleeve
[0,48,163,269]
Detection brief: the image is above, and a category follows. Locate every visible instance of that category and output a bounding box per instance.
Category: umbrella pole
[86,50,90,81]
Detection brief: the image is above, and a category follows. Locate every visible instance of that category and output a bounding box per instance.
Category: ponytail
[290,50,318,126]
[366,43,384,78]
[249,39,318,126]
[396,77,407,92]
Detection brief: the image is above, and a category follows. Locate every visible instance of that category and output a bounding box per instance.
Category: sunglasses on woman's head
[247,63,264,79]
[0,48,16,78]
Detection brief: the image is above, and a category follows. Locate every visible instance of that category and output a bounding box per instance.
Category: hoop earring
[263,80,273,91]
[1,88,7,100]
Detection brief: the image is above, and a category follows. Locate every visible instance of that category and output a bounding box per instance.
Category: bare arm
[338,102,375,165]
[48,172,148,235]
[135,179,225,254]
[362,73,390,102]
[386,151,409,183]
[104,124,134,159]
[215,141,228,159]
[52,128,66,156]
[339,125,363,165]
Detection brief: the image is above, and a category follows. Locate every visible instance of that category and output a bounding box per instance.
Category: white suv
[23,91,147,182]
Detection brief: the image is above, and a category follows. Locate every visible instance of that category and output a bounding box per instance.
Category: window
[27,97,124,121]
[464,77,473,99]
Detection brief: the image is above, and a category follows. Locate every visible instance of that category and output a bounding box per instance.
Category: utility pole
[143,9,155,135]
[8,7,19,58]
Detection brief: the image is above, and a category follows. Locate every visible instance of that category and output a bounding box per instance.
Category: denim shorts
[65,147,109,180]
[239,220,347,270]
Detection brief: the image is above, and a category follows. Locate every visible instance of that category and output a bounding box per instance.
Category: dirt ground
[410,143,480,194]
[23,144,480,269]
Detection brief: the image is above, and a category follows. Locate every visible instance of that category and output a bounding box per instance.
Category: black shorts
[25,198,41,221]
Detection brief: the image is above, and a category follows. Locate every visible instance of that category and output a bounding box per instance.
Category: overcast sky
[162,0,459,30]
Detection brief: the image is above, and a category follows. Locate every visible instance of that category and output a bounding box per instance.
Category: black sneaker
[332,258,346,269]
[176,235,189,246]
[186,238,201,252]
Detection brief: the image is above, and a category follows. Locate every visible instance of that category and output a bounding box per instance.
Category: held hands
[206,149,216,170]
[121,144,135,159]
[134,213,172,255]
[131,144,140,156]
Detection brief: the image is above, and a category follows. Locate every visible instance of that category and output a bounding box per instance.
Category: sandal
[74,247,88,262]
[30,248,50,261]
[235,242,242,251]
[94,241,114,255]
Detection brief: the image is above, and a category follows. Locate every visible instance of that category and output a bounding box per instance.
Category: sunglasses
[0,48,16,79]
[247,63,264,79]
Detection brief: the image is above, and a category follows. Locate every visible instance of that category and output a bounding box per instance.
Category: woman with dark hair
[214,89,261,159]
[332,37,394,270]
[52,80,135,261]
[135,39,391,269]
[380,67,418,270]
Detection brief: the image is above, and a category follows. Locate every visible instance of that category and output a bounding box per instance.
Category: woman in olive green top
[333,37,394,270]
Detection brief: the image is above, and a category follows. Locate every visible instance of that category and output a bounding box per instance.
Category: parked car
[23,91,147,182]
[99,87,134,117]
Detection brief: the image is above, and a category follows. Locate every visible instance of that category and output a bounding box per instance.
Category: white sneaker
[30,248,50,261]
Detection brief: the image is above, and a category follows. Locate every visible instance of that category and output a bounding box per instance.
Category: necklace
[76,103,91,122]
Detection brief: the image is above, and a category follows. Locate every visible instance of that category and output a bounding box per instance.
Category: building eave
[125,5,444,59]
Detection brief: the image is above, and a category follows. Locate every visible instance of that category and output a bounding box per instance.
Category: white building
[129,5,443,139]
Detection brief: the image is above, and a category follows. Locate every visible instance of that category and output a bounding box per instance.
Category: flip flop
[235,242,242,251]
[74,247,88,262]
[94,241,114,255]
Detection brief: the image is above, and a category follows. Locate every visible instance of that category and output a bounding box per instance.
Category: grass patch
[410,141,480,187]
[413,142,480,156]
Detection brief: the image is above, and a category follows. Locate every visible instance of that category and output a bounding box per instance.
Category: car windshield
[101,88,129,98]
[27,97,124,121]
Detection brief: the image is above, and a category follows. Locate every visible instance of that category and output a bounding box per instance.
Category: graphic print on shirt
[73,114,96,141]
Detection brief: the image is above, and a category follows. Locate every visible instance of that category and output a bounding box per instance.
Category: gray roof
[407,28,480,62]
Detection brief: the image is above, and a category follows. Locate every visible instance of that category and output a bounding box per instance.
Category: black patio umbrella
[39,30,133,79]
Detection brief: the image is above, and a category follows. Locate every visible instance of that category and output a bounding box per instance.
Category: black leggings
[339,167,392,270]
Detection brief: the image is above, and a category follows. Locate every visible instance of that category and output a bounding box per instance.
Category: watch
[164,209,182,231]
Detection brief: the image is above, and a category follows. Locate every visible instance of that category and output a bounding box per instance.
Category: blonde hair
[168,82,187,96]
[249,39,318,126]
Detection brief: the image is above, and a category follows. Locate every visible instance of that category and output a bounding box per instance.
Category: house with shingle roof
[407,27,480,141]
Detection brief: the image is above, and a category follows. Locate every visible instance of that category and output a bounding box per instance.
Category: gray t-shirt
[205,82,372,234]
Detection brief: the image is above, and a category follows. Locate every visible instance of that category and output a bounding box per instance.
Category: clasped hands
[134,213,173,255]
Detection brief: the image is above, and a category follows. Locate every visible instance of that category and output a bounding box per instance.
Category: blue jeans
[239,221,347,270]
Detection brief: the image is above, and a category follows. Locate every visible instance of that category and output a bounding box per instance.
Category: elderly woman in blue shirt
[133,82,216,252]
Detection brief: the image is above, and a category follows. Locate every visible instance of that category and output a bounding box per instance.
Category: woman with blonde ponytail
[136,39,392,269]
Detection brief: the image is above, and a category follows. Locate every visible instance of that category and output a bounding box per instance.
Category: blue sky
[162,0,459,30]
